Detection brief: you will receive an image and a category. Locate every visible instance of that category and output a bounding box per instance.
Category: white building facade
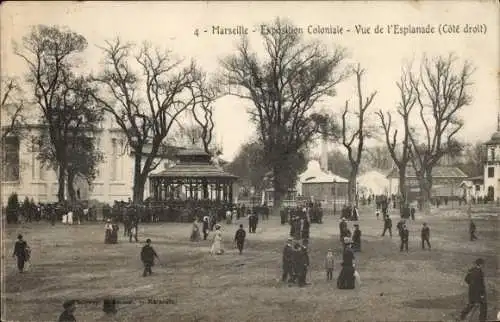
[483,130,500,201]
[1,117,137,206]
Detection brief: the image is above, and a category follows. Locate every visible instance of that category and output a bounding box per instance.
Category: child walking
[325,249,335,281]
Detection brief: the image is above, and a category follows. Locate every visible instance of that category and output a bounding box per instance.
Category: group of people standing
[339,218,362,252]
[289,213,310,244]
[282,238,310,287]
[190,216,248,256]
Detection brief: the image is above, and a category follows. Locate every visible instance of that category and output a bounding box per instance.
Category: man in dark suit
[234,224,247,254]
[295,244,309,287]
[460,258,487,322]
[12,234,29,273]
[140,239,159,277]
[382,215,392,237]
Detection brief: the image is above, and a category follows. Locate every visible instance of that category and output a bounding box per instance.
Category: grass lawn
[2,207,498,322]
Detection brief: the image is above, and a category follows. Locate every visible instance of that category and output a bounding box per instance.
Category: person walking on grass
[141,239,159,277]
[381,215,392,237]
[459,258,487,322]
[470,220,478,241]
[234,224,246,254]
[421,223,431,250]
[12,234,30,273]
[324,249,335,281]
[400,224,409,252]
[282,238,294,283]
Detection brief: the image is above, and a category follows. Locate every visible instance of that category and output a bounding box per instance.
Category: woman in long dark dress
[337,238,356,289]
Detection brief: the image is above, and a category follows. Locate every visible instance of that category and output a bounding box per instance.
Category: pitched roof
[386,166,469,179]
[149,162,238,179]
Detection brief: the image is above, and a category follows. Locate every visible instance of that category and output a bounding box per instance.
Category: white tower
[483,112,500,201]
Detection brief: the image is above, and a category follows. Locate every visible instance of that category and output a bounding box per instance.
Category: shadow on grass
[403,288,498,321]
[403,293,464,309]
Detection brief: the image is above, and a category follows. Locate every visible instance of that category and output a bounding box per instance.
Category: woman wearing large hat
[210,224,224,255]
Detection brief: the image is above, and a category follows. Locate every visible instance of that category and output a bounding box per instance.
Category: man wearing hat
[58,300,76,322]
[141,239,159,276]
[352,224,362,252]
[282,238,294,283]
[12,234,29,273]
[234,224,246,255]
[460,258,487,321]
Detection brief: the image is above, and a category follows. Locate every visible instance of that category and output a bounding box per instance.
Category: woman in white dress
[210,225,224,255]
[67,209,74,225]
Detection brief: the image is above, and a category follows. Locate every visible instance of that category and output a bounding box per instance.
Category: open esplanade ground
[3,207,498,322]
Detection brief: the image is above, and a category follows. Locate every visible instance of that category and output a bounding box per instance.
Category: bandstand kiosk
[148,147,238,222]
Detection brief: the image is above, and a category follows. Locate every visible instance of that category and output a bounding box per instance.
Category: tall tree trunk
[418,174,432,214]
[348,168,358,206]
[133,174,147,204]
[132,152,144,204]
[67,171,76,202]
[57,165,66,202]
[272,166,286,215]
[398,168,407,214]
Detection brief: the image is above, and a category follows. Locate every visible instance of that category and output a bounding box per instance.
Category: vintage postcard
[1,1,498,321]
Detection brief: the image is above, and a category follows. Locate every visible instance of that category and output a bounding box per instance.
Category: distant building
[386,166,468,201]
[483,125,500,201]
[297,160,349,207]
[1,118,133,205]
[1,115,183,205]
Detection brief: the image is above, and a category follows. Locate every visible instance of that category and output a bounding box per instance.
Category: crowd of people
[8,197,491,322]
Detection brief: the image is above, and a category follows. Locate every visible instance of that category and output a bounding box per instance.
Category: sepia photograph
[1,1,498,321]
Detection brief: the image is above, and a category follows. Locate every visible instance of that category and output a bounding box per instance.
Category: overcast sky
[1,1,498,161]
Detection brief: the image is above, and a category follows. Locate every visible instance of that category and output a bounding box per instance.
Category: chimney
[320,137,328,172]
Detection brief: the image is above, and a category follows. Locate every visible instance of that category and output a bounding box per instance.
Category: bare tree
[93,39,202,203]
[188,75,219,155]
[1,77,25,141]
[376,67,416,211]
[407,54,474,212]
[14,25,95,202]
[342,64,377,206]
[219,18,347,209]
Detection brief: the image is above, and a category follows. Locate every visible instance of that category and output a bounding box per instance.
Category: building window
[475,185,480,192]
[491,148,495,161]
[488,167,494,178]
[2,136,20,181]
